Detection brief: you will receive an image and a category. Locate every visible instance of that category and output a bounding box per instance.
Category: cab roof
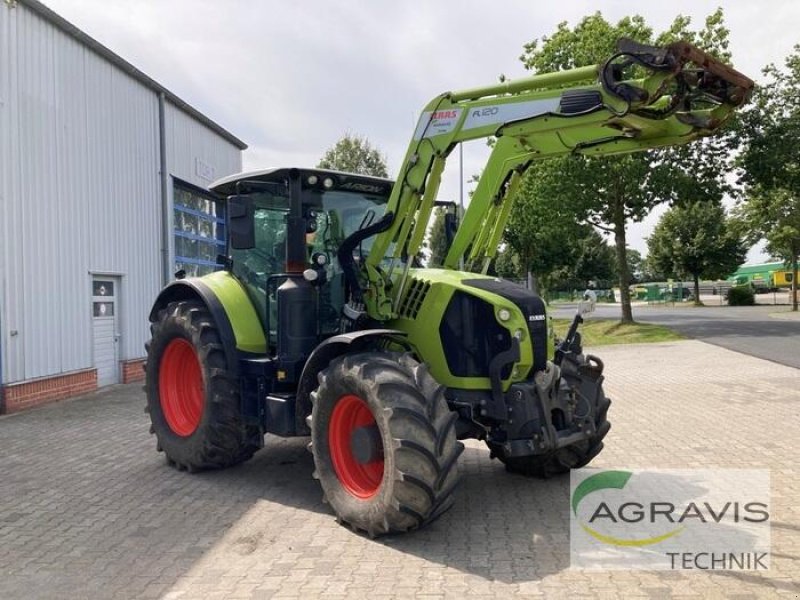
[209,167,393,197]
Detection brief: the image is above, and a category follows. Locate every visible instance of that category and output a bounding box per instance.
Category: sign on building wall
[195,157,216,182]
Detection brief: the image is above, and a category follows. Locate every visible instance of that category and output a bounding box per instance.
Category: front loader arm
[361,39,753,320]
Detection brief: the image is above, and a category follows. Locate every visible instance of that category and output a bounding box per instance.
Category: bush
[727,285,755,306]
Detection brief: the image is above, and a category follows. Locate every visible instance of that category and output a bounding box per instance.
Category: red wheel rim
[329,394,384,499]
[159,338,204,437]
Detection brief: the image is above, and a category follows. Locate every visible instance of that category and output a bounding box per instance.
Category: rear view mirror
[228,195,255,250]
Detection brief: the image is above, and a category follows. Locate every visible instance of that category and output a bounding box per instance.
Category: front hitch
[501,352,608,459]
[495,290,608,458]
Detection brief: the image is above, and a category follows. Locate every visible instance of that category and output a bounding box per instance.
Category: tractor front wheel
[309,352,463,536]
[145,300,260,471]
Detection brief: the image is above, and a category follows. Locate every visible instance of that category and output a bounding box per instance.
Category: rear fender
[149,279,240,374]
[150,275,269,437]
[149,272,267,368]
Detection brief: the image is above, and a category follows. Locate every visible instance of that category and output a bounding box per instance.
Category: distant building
[1,1,246,412]
[728,262,794,291]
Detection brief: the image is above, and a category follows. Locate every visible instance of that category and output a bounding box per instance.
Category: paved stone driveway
[1,340,798,599]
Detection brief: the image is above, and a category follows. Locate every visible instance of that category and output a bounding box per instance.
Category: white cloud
[40,0,800,260]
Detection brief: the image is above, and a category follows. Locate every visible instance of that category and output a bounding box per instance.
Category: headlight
[497,308,511,322]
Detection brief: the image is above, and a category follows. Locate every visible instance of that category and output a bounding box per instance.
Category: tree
[574,232,616,287]
[647,202,747,304]
[640,254,668,283]
[623,249,644,283]
[736,47,800,311]
[737,189,800,308]
[317,133,389,177]
[426,208,448,267]
[494,247,524,280]
[518,10,735,322]
[503,161,592,293]
[550,230,617,291]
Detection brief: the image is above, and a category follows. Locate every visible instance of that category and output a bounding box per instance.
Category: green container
[646,284,662,302]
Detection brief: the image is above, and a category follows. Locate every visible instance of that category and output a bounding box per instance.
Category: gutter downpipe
[158,92,171,285]
[0,310,5,414]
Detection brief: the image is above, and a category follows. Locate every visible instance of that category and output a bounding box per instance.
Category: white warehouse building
[0,0,246,412]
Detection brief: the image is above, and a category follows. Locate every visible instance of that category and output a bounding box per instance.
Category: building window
[173,180,226,277]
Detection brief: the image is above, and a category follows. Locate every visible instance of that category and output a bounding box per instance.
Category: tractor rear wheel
[309,352,463,536]
[145,300,260,471]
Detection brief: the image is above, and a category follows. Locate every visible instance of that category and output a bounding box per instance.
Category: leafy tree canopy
[317,133,389,178]
[426,207,448,267]
[621,248,644,282]
[503,160,595,293]
[549,230,617,291]
[736,45,800,310]
[647,201,747,303]
[513,9,736,321]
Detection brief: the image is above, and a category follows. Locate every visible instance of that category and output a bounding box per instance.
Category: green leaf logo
[572,470,684,547]
[572,470,633,516]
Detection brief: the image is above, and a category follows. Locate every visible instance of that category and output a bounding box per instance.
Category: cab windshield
[231,186,389,346]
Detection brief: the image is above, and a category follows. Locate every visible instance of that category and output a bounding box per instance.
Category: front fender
[294,329,409,435]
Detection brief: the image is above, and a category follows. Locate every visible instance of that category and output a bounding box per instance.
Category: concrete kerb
[768,310,800,321]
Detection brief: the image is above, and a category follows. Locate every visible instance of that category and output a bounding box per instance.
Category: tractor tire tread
[309,351,462,536]
[144,299,260,471]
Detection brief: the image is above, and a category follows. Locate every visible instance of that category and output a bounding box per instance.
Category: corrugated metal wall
[0,3,243,385]
[0,2,13,387]
[164,102,243,282]
[165,103,242,189]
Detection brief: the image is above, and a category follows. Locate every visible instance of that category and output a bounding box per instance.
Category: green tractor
[145,39,753,535]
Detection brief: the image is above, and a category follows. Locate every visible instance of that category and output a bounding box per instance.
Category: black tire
[309,352,463,536]
[489,374,611,478]
[144,299,260,471]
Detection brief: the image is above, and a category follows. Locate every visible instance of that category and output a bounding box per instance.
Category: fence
[546,289,616,303]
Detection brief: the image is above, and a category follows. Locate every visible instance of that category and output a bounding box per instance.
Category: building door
[92,277,120,386]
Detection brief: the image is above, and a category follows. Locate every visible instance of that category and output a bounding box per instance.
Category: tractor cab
[210,168,393,348]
